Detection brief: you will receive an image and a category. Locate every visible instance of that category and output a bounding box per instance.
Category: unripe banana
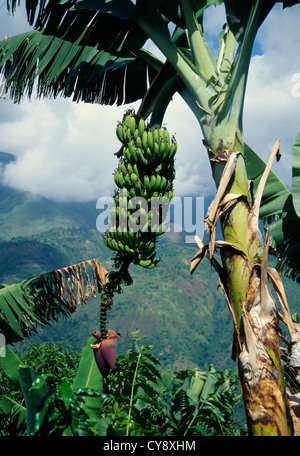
[153,141,160,162]
[114,171,125,188]
[136,147,148,166]
[162,142,171,161]
[126,126,132,142]
[123,173,131,188]
[116,122,124,143]
[123,146,131,163]
[122,124,128,144]
[127,163,133,174]
[144,262,155,270]
[145,147,152,163]
[163,127,170,144]
[159,139,166,157]
[127,228,135,247]
[153,127,159,143]
[142,130,148,151]
[158,127,164,142]
[111,238,120,252]
[128,141,138,163]
[143,174,150,188]
[130,172,139,185]
[167,190,173,201]
[120,161,127,176]
[164,178,172,191]
[149,174,156,192]
[117,240,126,253]
[169,139,177,159]
[129,114,136,135]
[138,259,153,268]
[155,173,161,191]
[133,164,140,179]
[125,244,135,255]
[147,129,154,150]
[160,175,167,192]
[129,187,136,199]
[123,110,135,134]
[138,118,145,135]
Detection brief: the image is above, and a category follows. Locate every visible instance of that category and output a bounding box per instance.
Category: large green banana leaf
[0,259,108,343]
[72,336,104,427]
[3,0,297,106]
[0,30,161,104]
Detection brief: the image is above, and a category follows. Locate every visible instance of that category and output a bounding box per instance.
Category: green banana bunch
[105,109,178,270]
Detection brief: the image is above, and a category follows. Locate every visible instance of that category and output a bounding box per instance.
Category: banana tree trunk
[193,140,295,435]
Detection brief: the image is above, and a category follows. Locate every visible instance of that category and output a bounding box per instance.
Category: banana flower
[91,329,121,377]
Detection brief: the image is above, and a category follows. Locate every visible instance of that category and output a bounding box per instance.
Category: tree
[1,0,300,435]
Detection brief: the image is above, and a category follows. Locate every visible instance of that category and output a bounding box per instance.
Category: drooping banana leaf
[244,135,300,283]
[0,259,108,343]
[0,30,162,104]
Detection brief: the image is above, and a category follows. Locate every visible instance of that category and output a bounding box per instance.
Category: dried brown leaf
[48,259,109,312]
[252,139,280,223]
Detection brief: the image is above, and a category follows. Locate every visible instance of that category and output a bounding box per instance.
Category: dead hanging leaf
[190,235,248,274]
[48,259,109,311]
[268,266,300,377]
[205,152,241,259]
[190,236,208,274]
[268,266,295,339]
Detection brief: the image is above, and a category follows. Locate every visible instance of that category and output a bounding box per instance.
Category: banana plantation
[1,0,300,437]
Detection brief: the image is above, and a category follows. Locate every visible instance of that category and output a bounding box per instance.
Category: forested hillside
[1,152,300,373]
[1,226,299,373]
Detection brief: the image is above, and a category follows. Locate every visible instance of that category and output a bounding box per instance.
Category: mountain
[1,151,300,373]
[0,151,98,241]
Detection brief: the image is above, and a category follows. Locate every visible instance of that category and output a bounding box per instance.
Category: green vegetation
[0,333,245,436]
[2,226,300,373]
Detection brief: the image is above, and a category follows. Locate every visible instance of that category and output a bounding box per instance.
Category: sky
[0,2,299,204]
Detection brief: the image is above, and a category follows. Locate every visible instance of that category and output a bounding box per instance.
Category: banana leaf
[72,336,104,426]
[0,30,161,104]
[0,395,27,429]
[18,365,49,435]
[0,259,108,343]
[0,345,23,384]
[223,0,299,43]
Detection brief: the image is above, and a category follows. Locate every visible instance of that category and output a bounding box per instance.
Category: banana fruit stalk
[104,108,178,269]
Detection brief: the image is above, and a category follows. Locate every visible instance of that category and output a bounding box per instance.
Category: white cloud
[1,97,140,201]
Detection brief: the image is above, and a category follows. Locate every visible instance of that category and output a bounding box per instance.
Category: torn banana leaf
[0,259,108,343]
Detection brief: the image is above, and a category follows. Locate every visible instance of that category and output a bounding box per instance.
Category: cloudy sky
[0,2,299,203]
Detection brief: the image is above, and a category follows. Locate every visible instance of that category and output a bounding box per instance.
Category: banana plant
[1,0,300,435]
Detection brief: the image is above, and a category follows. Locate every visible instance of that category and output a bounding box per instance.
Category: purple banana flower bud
[91,329,121,377]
